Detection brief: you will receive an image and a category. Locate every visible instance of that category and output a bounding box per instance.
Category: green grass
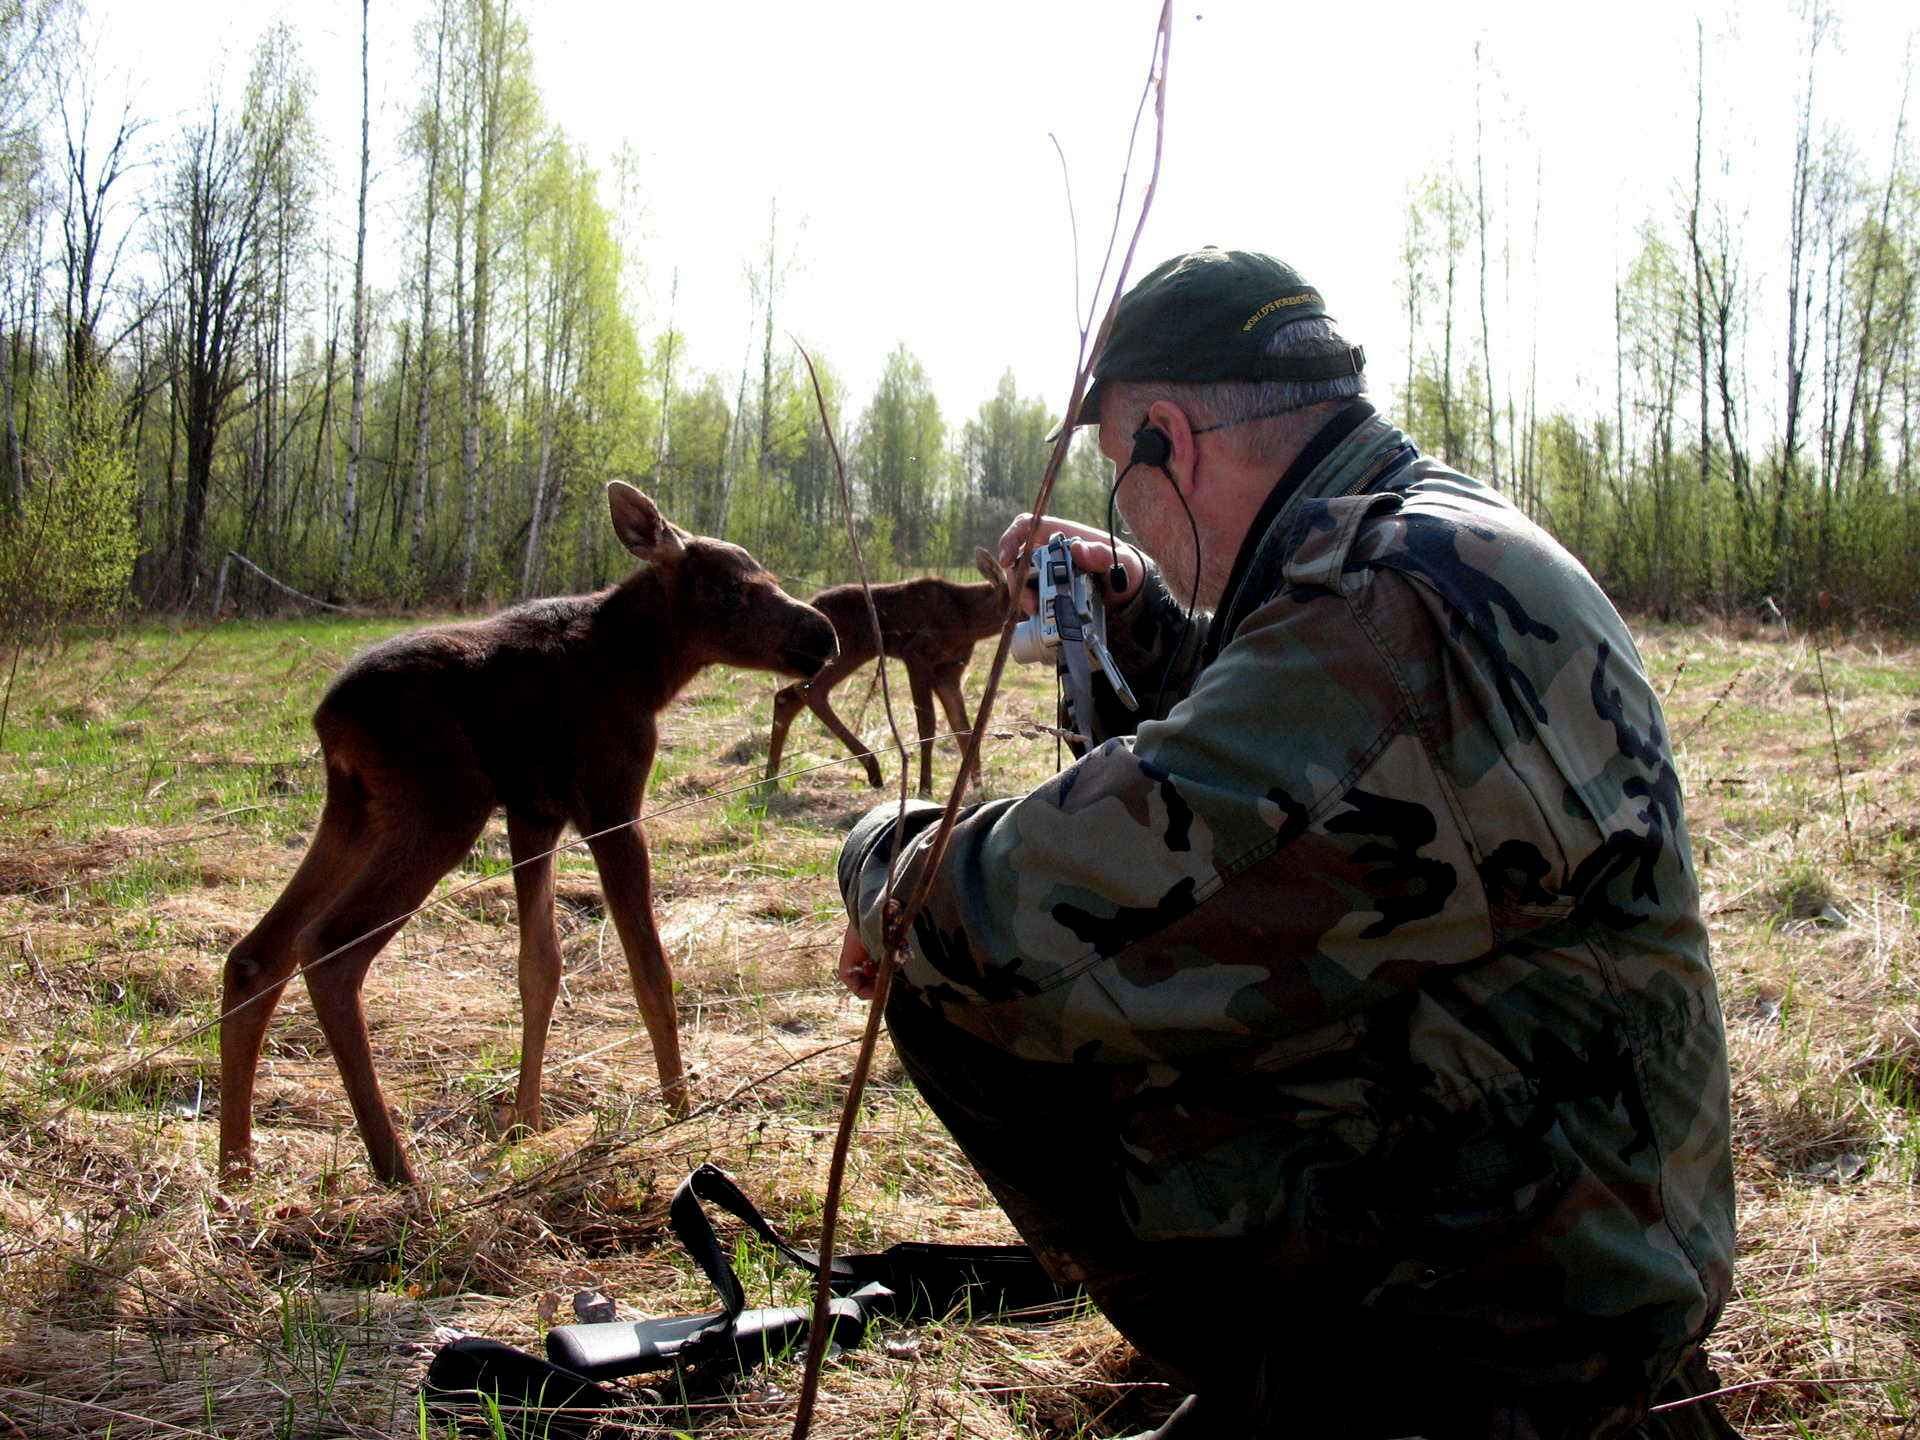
[0,615,405,846]
[1,614,1917,1438]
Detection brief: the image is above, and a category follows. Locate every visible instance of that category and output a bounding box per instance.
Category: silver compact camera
[1010,533,1138,725]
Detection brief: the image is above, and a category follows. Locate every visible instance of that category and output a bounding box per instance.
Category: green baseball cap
[1073,247,1365,426]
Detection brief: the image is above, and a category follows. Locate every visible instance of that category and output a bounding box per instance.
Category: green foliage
[0,378,137,647]
[663,372,733,537]
[17,0,1920,625]
[854,345,946,564]
[956,370,1056,559]
[722,352,852,580]
[1049,431,1117,534]
[0,0,64,249]
[1392,142,1920,621]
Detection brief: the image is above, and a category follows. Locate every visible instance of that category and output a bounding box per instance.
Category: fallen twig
[214,550,359,615]
[0,1386,223,1440]
[1674,665,1747,749]
[2,758,143,819]
[19,931,56,1003]
[1649,1372,1900,1414]
[116,622,224,721]
[1812,631,1855,862]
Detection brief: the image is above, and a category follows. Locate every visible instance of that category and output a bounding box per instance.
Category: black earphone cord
[1099,404,1304,711]
[1068,405,1297,750]
[1102,425,1203,721]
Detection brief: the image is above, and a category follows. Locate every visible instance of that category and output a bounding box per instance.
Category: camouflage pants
[883,991,1743,1440]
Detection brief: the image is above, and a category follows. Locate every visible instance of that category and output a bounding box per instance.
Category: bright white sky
[84,0,1916,438]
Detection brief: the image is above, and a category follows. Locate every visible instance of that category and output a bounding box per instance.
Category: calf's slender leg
[807,679,887,789]
[766,683,807,783]
[907,665,938,799]
[770,651,886,789]
[219,784,362,1182]
[931,662,981,792]
[506,811,566,1136]
[585,818,688,1117]
[299,796,491,1185]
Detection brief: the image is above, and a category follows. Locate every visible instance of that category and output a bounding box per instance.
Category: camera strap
[1052,575,1104,747]
[1026,533,1137,749]
[422,1164,1077,1426]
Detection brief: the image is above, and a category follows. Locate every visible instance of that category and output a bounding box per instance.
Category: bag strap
[668,1164,1075,1323]
[668,1163,859,1316]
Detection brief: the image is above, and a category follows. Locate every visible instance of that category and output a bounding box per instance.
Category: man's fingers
[996,517,1144,614]
[837,925,877,1001]
[995,513,1044,575]
[1067,536,1116,568]
[1064,537,1140,603]
[997,513,1103,569]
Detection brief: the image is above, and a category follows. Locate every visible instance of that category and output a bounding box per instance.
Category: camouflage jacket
[838,401,1735,1397]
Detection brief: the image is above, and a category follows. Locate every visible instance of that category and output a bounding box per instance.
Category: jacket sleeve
[838,574,1495,1067]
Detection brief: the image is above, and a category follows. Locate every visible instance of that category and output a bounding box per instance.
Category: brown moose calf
[219,482,837,1187]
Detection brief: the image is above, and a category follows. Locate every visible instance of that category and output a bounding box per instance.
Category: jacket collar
[1202,399,1418,662]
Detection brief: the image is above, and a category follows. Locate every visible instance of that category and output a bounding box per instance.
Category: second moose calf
[765,550,1009,798]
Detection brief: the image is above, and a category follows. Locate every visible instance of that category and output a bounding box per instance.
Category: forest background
[2,0,1918,645]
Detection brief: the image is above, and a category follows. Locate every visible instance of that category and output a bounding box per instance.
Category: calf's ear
[975,546,1009,591]
[607,481,686,560]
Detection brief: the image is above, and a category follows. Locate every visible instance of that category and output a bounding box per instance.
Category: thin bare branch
[788,7,1173,1434]
[788,335,916,1439]
[1049,131,1082,329]
[898,1,1171,948]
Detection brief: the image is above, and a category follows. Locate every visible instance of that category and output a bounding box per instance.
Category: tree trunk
[388,321,411,547]
[463,0,502,606]
[1689,21,1714,587]
[1777,6,1824,580]
[1440,177,1459,466]
[1473,42,1500,490]
[522,414,553,594]
[520,246,561,596]
[410,182,438,569]
[655,267,677,510]
[341,0,372,587]
[180,360,220,602]
[1,319,21,512]
[308,302,340,569]
[453,67,476,602]
[1612,271,1626,485]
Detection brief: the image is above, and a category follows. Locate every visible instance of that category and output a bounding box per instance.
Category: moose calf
[764,550,1009,799]
[219,482,837,1186]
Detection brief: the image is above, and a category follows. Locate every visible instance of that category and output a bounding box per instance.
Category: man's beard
[1117,479,1232,612]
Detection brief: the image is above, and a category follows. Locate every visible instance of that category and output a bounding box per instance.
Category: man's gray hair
[1103,318,1367,462]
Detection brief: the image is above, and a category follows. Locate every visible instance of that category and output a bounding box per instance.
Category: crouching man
[834,248,1739,1439]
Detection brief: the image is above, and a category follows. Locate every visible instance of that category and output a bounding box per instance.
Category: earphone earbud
[1129,425,1173,472]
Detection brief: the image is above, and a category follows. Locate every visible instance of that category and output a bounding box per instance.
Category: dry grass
[0,613,1915,1437]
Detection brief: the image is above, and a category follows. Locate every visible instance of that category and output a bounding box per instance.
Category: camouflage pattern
[838,402,1735,1432]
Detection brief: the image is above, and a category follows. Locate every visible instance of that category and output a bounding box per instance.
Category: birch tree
[340,0,371,585]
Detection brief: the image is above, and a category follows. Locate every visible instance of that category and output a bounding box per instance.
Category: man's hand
[996,514,1145,617]
[838,924,878,1001]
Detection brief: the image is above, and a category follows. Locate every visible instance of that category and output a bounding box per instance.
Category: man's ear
[607,481,687,560]
[1144,400,1199,493]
